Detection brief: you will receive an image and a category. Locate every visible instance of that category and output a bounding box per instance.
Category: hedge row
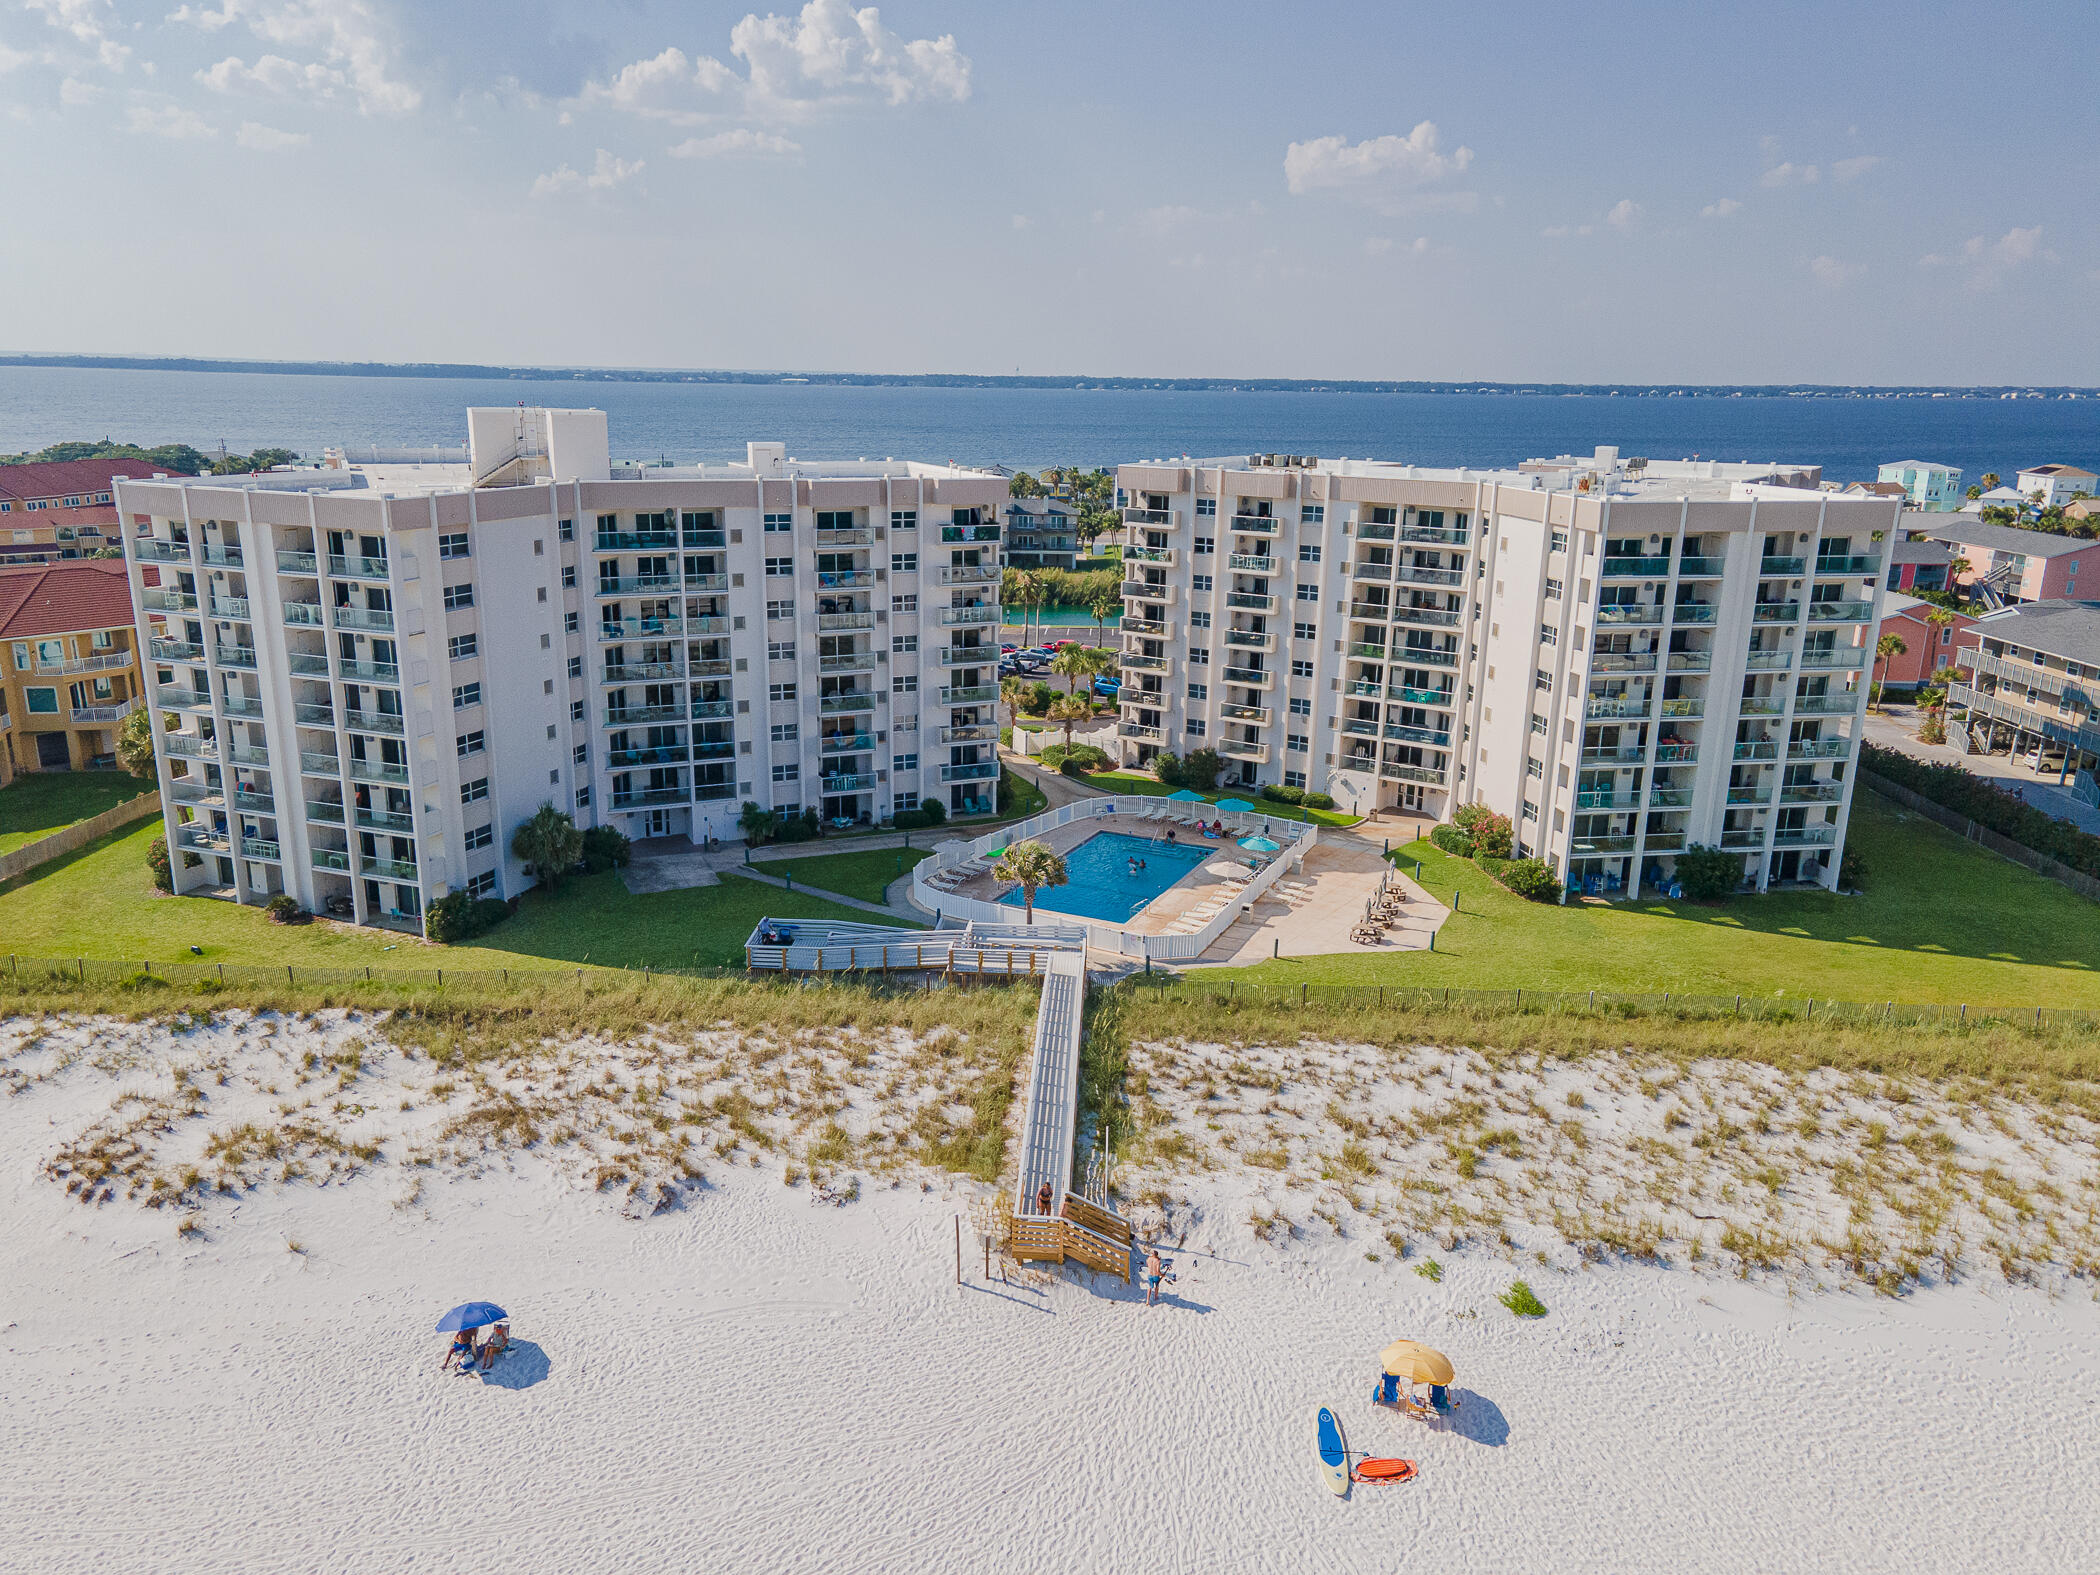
[1861,742,2100,879]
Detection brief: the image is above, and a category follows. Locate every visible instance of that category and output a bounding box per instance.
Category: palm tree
[992,838,1068,923]
[1001,675,1031,736]
[1048,696,1091,748]
[738,800,777,847]
[1980,472,2001,491]
[1089,587,1122,645]
[1872,631,1907,711]
[1011,568,1048,649]
[1050,643,1092,699]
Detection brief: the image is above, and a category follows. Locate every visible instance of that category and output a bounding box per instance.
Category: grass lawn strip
[0,771,144,854]
[757,846,932,905]
[1077,769,1361,828]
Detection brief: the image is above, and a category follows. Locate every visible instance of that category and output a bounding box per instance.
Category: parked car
[1092,674,1121,696]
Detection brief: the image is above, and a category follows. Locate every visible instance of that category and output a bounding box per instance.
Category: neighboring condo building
[1113,446,1897,897]
[0,559,142,783]
[1875,460,1963,512]
[2014,464,2097,509]
[0,458,139,565]
[116,409,1005,931]
[1949,599,2100,791]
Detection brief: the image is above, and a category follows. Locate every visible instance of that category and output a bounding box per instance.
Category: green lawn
[0,820,904,972]
[0,771,145,854]
[1079,770,1363,828]
[1206,794,2100,1008]
[763,845,931,904]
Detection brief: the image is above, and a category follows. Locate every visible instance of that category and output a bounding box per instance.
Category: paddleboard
[1316,1406,1349,1497]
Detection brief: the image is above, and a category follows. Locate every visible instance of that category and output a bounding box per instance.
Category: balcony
[1117,721,1164,743]
[347,758,410,785]
[935,564,1001,586]
[241,837,281,862]
[1384,722,1451,747]
[1666,652,1712,673]
[609,746,689,768]
[595,531,676,552]
[35,650,131,677]
[217,695,262,720]
[163,734,219,759]
[1574,790,1639,810]
[70,697,139,724]
[135,539,191,564]
[1357,521,1396,541]
[1788,738,1852,760]
[1350,559,1394,582]
[307,801,345,824]
[1393,647,1459,669]
[1653,743,1698,763]
[681,529,727,550]
[1340,716,1380,739]
[286,652,331,677]
[202,543,243,567]
[604,661,682,683]
[1677,556,1726,576]
[819,732,875,755]
[1572,835,1639,854]
[1760,555,1805,576]
[691,699,734,720]
[938,684,996,705]
[1792,693,1856,715]
[688,657,733,678]
[1121,653,1169,673]
[1218,739,1270,763]
[938,645,996,667]
[1226,553,1275,574]
[936,526,1000,545]
[1779,780,1844,802]
[150,636,206,662]
[158,686,212,711]
[1349,601,1392,623]
[692,739,736,761]
[330,605,395,633]
[215,645,257,669]
[1745,650,1793,671]
[816,772,877,793]
[1400,523,1470,546]
[1396,563,1465,589]
[1580,747,1647,767]
[596,575,678,596]
[356,806,415,832]
[1753,601,1800,623]
[819,651,876,674]
[605,704,681,726]
[1229,514,1278,535]
[342,709,405,736]
[1121,616,1170,637]
[1733,741,1780,761]
[1124,546,1176,567]
[611,787,688,810]
[821,692,878,713]
[818,611,876,632]
[1348,641,1388,661]
[1220,701,1271,723]
[1728,787,1772,805]
[340,659,399,683]
[687,573,731,593]
[1594,605,1663,626]
[1738,697,1786,717]
[300,751,341,776]
[1123,579,1175,605]
[276,549,319,574]
[1800,648,1867,670]
[283,600,325,627]
[1586,696,1652,720]
[1224,589,1279,614]
[817,570,875,590]
[1223,629,1275,651]
[327,554,390,580]
[1222,665,1273,688]
[1814,555,1880,576]
[1602,556,1672,577]
[312,848,352,872]
[1720,829,1767,851]
[939,762,1001,783]
[940,723,999,743]
[1647,787,1694,808]
[940,605,998,626]
[1645,832,1687,852]
[1806,600,1875,623]
[364,857,419,882]
[687,615,730,636]
[1392,604,1462,628]
[1380,762,1447,785]
[143,588,198,613]
[1670,604,1717,626]
[209,596,250,621]
[1771,824,1837,846]
[601,616,684,639]
[1123,507,1171,526]
[1659,698,1705,719]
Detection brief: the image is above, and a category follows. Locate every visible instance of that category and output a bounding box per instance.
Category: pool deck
[1182,826,1449,964]
[940,812,1275,934]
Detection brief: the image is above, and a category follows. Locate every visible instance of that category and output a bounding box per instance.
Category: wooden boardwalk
[1012,950,1086,1216]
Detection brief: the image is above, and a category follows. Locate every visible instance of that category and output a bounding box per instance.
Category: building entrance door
[643,809,670,838]
[35,732,70,769]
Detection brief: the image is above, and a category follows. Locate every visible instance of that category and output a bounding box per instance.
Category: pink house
[1875,593,1975,690]
[1922,519,2100,604]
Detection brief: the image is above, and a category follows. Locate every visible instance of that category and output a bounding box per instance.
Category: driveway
[1862,705,2100,835]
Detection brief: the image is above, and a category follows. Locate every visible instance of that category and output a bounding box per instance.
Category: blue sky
[2,0,2095,382]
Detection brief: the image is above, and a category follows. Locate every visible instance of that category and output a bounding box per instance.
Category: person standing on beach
[1144,1248,1165,1305]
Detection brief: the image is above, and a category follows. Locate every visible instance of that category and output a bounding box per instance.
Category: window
[763,512,794,533]
[573,743,588,766]
[1298,543,1322,563]
[1190,574,1213,593]
[1288,733,1309,753]
[1186,682,1208,701]
[1301,505,1325,526]
[1195,498,1216,516]
[1551,530,1568,553]
[1522,800,1539,822]
[1369,506,1397,525]
[1294,621,1317,642]
[456,730,485,758]
[559,518,574,542]
[568,656,583,680]
[1296,583,1319,602]
[543,681,554,697]
[891,593,918,614]
[464,822,494,852]
[562,566,576,589]
[565,611,579,634]
[1539,624,1557,646]
[25,686,58,714]
[764,556,794,577]
[1530,713,1547,735]
[447,633,477,661]
[452,682,481,710]
[1527,757,1544,779]
[893,674,917,694]
[1291,659,1315,679]
[1193,536,1215,555]
[442,583,474,611]
[438,531,470,560]
[1189,647,1209,665]
[890,510,917,530]
[772,763,800,783]
[892,634,918,653]
[769,682,798,703]
[768,640,796,661]
[770,723,799,743]
[766,598,794,620]
[1535,669,1553,692]
[1289,696,1312,716]
[1189,610,1211,629]
[891,553,918,573]
[571,700,585,722]
[460,777,489,804]
[1544,577,1562,600]
[892,752,919,772]
[536,586,548,603]
[1185,719,1206,737]
[892,791,920,813]
[1284,769,1308,789]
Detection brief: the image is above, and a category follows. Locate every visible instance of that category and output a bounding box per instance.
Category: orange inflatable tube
[1352,1458,1419,1484]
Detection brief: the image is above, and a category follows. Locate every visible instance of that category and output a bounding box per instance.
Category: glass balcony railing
[347,758,410,785]
[821,693,878,713]
[1759,555,1804,575]
[1221,666,1273,687]
[1814,555,1881,576]
[611,787,687,809]
[1400,524,1469,546]
[1791,693,1856,715]
[339,659,398,683]
[356,806,415,833]
[595,531,676,552]
[342,709,405,736]
[287,651,331,676]
[1676,556,1726,576]
[938,685,996,705]
[1601,556,1671,577]
[331,605,395,632]
[301,750,342,776]
[283,600,325,626]
[1806,600,1875,622]
[276,549,319,574]
[1594,605,1663,626]
[1753,601,1800,622]
[1121,653,1169,672]
[1226,553,1275,573]
[327,554,390,580]
[596,575,678,596]
[1788,738,1852,760]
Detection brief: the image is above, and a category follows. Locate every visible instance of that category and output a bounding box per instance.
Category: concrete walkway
[1184,827,1450,966]
[717,865,922,921]
[1862,706,2100,835]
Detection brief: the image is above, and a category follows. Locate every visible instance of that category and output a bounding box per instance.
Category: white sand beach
[4,1011,2097,1574]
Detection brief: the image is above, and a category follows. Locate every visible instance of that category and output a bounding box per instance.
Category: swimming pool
[997,831,1214,923]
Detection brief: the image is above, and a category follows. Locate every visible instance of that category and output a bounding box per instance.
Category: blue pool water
[998,831,1214,923]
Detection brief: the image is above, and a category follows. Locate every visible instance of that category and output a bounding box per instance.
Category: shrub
[1041,742,1111,776]
[1483,856,1561,903]
[1153,752,1184,788]
[1472,811,1514,859]
[263,894,307,925]
[1839,846,1866,892]
[511,803,585,890]
[426,890,513,944]
[146,833,172,893]
[1428,822,1473,857]
[1451,802,1494,832]
[917,797,946,826]
[580,825,632,873]
[1675,843,1744,902]
[1304,791,1335,810]
[1498,1279,1548,1318]
[1180,747,1223,793]
[1260,783,1304,805]
[1026,681,1057,716]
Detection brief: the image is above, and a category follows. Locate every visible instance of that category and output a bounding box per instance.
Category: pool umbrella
[436,1301,508,1333]
[1167,789,1208,802]
[1379,1339,1454,1385]
[1215,797,1256,813]
[1238,834,1281,852]
[1208,862,1254,882]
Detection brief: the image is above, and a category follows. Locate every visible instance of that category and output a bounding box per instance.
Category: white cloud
[1283,122,1473,199]
[576,0,971,127]
[1808,255,1863,288]
[1606,198,1642,229]
[1699,197,1741,219]
[1010,213,1031,231]
[0,42,36,74]
[197,52,347,99]
[532,147,645,198]
[168,0,418,115]
[665,127,801,158]
[24,0,129,70]
[59,75,99,105]
[1830,154,1882,183]
[1922,225,2051,290]
[1760,161,1819,187]
[127,101,216,138]
[235,118,308,150]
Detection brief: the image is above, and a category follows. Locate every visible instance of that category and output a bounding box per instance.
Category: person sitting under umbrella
[436,1300,510,1374]
[1375,1339,1456,1421]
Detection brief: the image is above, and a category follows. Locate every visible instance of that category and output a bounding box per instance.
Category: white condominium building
[1113,447,1900,898]
[117,409,1006,932]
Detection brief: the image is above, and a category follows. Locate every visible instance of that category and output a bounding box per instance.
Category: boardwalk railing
[1008,1190,1134,1283]
[1011,951,1085,1214]
[744,916,1086,975]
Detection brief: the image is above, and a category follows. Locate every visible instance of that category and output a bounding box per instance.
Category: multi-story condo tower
[116,409,1006,932]
[1113,446,1898,898]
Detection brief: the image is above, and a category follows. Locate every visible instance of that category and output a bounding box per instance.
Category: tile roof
[1919,519,2100,558]
[0,502,118,530]
[0,560,136,640]
[1971,599,2100,663]
[0,457,175,504]
[2019,464,2096,480]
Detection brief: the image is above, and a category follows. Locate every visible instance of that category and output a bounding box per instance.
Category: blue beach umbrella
[1238,834,1282,852]
[1215,798,1257,814]
[436,1301,508,1333]
[1166,789,1208,802]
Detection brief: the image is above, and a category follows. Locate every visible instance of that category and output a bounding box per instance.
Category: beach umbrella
[1215,797,1256,813]
[1167,789,1208,802]
[1379,1339,1454,1384]
[1208,862,1254,882]
[436,1301,508,1333]
[1238,834,1281,852]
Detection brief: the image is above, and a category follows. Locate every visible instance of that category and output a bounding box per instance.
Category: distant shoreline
[0,353,2092,400]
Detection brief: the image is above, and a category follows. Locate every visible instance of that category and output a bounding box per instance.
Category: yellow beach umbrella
[1379,1340,1454,1385]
